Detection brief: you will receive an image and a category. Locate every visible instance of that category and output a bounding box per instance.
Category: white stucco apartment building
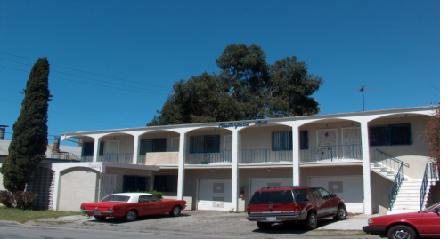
[1,106,437,215]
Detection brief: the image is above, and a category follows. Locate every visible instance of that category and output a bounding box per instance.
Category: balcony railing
[240,149,292,163]
[98,153,133,164]
[300,144,362,163]
[186,150,231,164]
[80,155,94,162]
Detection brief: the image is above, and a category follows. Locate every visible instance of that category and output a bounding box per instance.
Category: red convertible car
[363,203,440,239]
[80,193,187,221]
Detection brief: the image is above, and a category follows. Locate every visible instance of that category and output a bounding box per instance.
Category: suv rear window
[250,190,294,204]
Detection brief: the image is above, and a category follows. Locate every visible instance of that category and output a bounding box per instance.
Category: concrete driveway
[9,211,379,239]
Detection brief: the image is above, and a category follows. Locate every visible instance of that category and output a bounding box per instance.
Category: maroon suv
[247,186,346,230]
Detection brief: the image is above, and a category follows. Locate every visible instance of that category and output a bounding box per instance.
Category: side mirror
[435,207,440,214]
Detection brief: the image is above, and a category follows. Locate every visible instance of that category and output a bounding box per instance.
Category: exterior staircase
[387,179,424,214]
[371,149,438,214]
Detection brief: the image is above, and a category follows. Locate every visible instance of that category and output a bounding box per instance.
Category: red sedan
[363,203,440,239]
[80,193,187,221]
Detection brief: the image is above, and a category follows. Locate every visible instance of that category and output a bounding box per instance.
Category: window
[153,175,177,193]
[101,195,130,202]
[140,138,167,154]
[190,135,220,153]
[300,131,309,150]
[272,131,309,151]
[81,142,94,156]
[249,190,294,204]
[370,123,412,146]
[272,131,292,151]
[139,195,159,203]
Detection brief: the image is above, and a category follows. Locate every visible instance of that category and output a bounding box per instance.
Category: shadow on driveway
[252,219,335,235]
[87,213,191,224]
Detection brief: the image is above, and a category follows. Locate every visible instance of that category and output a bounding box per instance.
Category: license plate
[266,217,276,221]
[94,210,102,216]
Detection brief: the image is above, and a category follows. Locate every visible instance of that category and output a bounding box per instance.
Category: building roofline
[61,105,438,136]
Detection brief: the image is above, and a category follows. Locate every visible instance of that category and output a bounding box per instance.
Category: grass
[0,206,80,223]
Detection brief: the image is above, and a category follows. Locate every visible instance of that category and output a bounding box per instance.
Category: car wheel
[257,222,272,230]
[305,212,318,230]
[387,225,417,239]
[170,206,182,217]
[125,210,138,221]
[333,205,347,220]
[93,215,106,221]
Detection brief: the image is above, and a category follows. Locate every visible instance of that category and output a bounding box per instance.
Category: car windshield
[425,203,439,212]
[101,195,130,202]
[250,190,294,204]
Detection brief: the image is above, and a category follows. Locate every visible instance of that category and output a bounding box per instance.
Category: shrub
[14,191,37,210]
[0,190,36,210]
[149,190,163,198]
[0,190,14,208]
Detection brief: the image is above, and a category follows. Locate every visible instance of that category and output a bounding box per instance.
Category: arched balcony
[98,133,134,164]
[185,127,232,165]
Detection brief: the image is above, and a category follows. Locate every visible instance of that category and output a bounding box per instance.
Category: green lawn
[0,206,80,223]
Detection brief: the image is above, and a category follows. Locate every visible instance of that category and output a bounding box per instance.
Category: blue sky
[0,0,440,142]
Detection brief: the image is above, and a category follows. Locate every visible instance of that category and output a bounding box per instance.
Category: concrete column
[361,121,372,215]
[93,137,100,163]
[177,132,186,200]
[292,125,301,186]
[231,129,240,212]
[132,135,140,164]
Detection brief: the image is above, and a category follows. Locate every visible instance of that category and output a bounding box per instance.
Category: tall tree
[1,58,51,192]
[149,44,322,126]
[269,56,322,116]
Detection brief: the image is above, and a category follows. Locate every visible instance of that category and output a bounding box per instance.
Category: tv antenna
[359,85,366,111]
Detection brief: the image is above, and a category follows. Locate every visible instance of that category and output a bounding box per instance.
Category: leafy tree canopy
[148,44,322,126]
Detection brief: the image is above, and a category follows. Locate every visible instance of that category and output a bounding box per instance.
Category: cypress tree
[1,58,51,192]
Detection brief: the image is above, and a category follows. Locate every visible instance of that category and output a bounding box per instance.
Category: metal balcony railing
[300,144,362,163]
[240,149,292,163]
[80,155,94,162]
[186,150,232,164]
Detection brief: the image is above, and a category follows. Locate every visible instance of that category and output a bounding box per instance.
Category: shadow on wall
[371,171,394,214]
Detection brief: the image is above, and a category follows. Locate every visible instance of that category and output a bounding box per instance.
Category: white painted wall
[58,168,98,211]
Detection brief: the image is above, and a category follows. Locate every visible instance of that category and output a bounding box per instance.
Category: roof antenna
[359,85,366,111]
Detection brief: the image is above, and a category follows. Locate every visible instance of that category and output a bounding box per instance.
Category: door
[197,179,232,211]
[316,129,338,161]
[342,127,361,159]
[313,187,338,217]
[103,140,120,162]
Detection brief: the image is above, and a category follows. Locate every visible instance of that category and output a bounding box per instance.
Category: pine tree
[1,58,51,192]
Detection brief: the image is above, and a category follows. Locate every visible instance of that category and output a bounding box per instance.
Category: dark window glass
[101,195,130,202]
[190,135,220,153]
[300,131,309,150]
[390,123,412,145]
[370,123,412,146]
[249,190,294,204]
[139,195,160,203]
[81,142,94,156]
[140,138,167,154]
[122,175,149,192]
[292,189,308,202]
[272,131,292,151]
[153,175,177,193]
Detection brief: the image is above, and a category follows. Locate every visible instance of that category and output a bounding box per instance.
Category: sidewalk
[317,214,370,230]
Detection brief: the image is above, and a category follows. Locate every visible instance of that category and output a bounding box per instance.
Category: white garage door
[197,179,232,211]
[58,169,98,211]
[249,178,292,198]
[307,175,363,213]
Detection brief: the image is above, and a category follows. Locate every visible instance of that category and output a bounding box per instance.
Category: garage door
[197,179,232,211]
[58,169,98,211]
[307,175,363,213]
[249,178,292,198]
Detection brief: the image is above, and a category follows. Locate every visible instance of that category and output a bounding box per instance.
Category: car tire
[387,225,417,239]
[305,212,318,230]
[93,215,106,221]
[125,210,138,221]
[257,222,272,230]
[333,205,347,220]
[170,206,182,217]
